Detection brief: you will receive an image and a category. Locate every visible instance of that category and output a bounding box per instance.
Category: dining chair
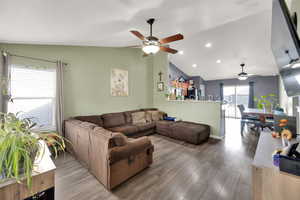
[240,118,261,136]
[237,105,261,136]
[237,105,259,121]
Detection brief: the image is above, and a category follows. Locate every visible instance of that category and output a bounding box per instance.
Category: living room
[1,0,300,200]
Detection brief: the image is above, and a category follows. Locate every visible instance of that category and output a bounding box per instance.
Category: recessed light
[216,59,221,64]
[192,64,197,68]
[205,43,212,48]
[179,51,184,55]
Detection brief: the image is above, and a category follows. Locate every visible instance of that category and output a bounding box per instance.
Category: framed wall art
[111,68,129,96]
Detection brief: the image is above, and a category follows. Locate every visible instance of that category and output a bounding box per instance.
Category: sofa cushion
[93,127,126,148]
[80,122,97,129]
[145,111,152,122]
[108,125,139,136]
[135,122,156,132]
[93,127,113,138]
[75,115,103,127]
[124,109,141,124]
[148,110,163,121]
[109,137,153,164]
[68,119,83,125]
[112,132,128,146]
[156,120,175,137]
[131,112,146,124]
[101,112,126,128]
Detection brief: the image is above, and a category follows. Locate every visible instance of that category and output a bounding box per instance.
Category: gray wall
[168,62,190,82]
[168,62,205,89]
[190,76,205,89]
[168,62,279,105]
[205,76,279,103]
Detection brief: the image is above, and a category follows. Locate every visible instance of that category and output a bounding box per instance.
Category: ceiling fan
[238,63,252,80]
[129,18,184,55]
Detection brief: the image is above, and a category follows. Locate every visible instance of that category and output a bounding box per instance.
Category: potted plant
[254,93,279,112]
[0,112,66,188]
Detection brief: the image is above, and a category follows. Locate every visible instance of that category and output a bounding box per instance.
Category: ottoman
[170,121,210,144]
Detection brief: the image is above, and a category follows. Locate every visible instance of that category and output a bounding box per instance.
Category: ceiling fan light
[292,63,300,68]
[238,75,248,80]
[142,45,160,54]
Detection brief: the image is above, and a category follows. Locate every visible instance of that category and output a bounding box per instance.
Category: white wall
[286,0,293,9]
[291,0,300,34]
[278,0,300,115]
[279,76,293,115]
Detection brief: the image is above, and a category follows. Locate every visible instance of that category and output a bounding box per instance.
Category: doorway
[223,85,249,118]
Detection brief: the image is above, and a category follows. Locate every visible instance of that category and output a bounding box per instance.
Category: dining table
[239,108,287,135]
[243,108,286,118]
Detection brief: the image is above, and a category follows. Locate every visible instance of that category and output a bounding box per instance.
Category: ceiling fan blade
[160,46,178,54]
[130,30,145,40]
[123,45,142,48]
[159,34,184,44]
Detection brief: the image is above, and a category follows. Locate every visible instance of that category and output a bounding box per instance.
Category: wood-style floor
[54,118,258,200]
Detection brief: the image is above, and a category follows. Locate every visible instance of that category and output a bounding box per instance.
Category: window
[8,65,56,131]
[223,85,249,118]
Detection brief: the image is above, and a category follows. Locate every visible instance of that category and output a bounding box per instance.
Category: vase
[263,104,272,113]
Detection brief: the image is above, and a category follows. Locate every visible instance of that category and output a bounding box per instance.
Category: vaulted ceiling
[0,0,278,80]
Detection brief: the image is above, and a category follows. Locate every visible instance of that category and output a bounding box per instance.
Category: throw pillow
[112,132,128,146]
[145,111,152,122]
[131,111,146,124]
[148,110,164,121]
[158,111,165,120]
[152,111,160,121]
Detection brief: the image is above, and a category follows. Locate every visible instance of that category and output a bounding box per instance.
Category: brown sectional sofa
[75,108,159,138]
[64,108,210,190]
[64,119,154,190]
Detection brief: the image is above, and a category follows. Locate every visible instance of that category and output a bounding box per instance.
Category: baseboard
[210,135,224,140]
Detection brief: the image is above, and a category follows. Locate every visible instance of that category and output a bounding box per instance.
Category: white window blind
[8,65,56,131]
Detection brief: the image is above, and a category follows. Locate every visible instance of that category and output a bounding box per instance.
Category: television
[271,0,300,97]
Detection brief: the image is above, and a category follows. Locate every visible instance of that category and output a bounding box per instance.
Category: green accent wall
[0,43,222,137]
[0,44,153,118]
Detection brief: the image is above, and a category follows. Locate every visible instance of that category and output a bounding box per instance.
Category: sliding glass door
[223,85,249,118]
[236,86,250,118]
[223,86,236,118]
